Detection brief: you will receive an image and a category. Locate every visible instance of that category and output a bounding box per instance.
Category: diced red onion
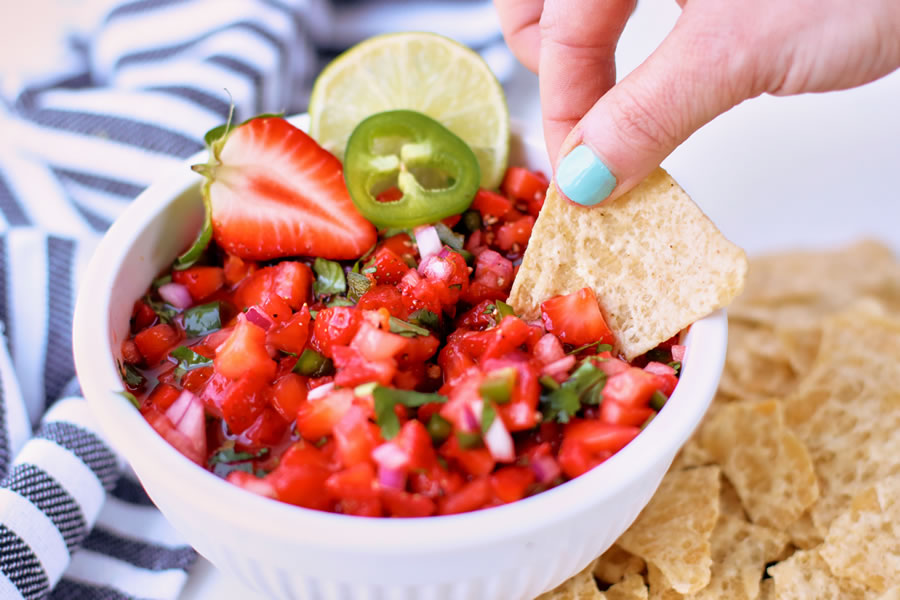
[542,355,576,378]
[414,225,441,261]
[165,390,196,425]
[307,382,334,401]
[671,344,686,362]
[534,333,565,366]
[372,442,409,471]
[176,395,207,459]
[418,255,450,279]
[483,415,515,462]
[462,402,480,432]
[531,454,562,483]
[245,306,274,331]
[644,361,676,376]
[377,465,407,490]
[438,247,452,259]
[158,282,192,309]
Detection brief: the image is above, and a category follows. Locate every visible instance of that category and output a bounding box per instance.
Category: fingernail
[556,145,616,206]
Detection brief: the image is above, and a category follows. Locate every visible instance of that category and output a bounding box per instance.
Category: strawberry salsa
[119,116,685,518]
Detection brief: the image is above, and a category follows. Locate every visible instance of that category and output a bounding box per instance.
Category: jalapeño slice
[343,110,480,229]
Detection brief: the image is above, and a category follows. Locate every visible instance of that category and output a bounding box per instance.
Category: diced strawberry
[381,488,435,517]
[325,462,379,499]
[121,339,142,365]
[558,420,640,478]
[199,117,376,261]
[495,215,535,252]
[134,323,181,367]
[540,287,615,348]
[501,167,548,203]
[380,233,416,263]
[490,465,536,503]
[332,345,396,387]
[241,406,290,447]
[371,247,410,285]
[265,442,332,510]
[295,387,354,440]
[218,373,268,434]
[147,382,181,412]
[350,322,408,362]
[267,373,308,421]
[223,254,257,286]
[234,261,312,311]
[214,315,276,381]
[471,189,513,219]
[333,406,381,468]
[181,365,214,393]
[604,367,659,407]
[266,305,311,355]
[600,400,655,427]
[172,266,225,302]
[131,300,157,332]
[356,284,407,319]
[437,477,491,515]
[311,306,362,358]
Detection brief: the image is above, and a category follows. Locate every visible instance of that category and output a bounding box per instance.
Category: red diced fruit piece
[371,247,410,285]
[333,406,381,468]
[134,323,181,366]
[357,285,406,319]
[242,406,290,446]
[438,477,491,515]
[350,322,407,362]
[557,420,640,478]
[214,316,276,381]
[463,249,514,304]
[266,442,332,510]
[380,233,415,262]
[501,167,548,202]
[181,365,214,393]
[495,215,535,251]
[471,189,512,219]
[540,287,614,348]
[491,466,536,503]
[223,254,256,286]
[603,367,659,407]
[218,373,267,434]
[311,306,362,358]
[332,345,396,387]
[121,340,142,365]
[295,387,353,440]
[266,305,311,355]
[268,373,308,421]
[600,400,655,427]
[235,261,312,311]
[376,186,403,203]
[381,489,435,518]
[172,266,224,302]
[326,462,378,499]
[200,117,376,261]
[131,300,157,332]
[147,383,181,411]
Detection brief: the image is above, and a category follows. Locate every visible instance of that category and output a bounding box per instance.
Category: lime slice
[309,32,510,190]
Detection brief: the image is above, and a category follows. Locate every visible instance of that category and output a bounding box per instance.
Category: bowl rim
[73,114,727,554]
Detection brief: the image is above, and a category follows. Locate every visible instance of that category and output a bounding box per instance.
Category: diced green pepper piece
[293,349,334,377]
[479,367,517,404]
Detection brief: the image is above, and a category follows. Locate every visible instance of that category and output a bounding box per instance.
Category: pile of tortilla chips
[537,240,900,600]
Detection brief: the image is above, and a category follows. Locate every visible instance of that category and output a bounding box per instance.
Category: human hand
[495,0,900,205]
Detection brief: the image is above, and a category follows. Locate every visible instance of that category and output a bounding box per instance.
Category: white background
[1,0,897,597]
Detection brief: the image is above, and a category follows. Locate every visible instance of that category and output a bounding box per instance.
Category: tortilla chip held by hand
[509,168,748,359]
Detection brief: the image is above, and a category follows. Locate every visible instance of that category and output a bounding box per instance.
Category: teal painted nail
[556,145,616,206]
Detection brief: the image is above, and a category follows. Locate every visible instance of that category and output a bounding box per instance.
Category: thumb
[554,13,757,206]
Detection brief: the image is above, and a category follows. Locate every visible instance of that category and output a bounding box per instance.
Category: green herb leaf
[409,309,439,329]
[208,444,270,478]
[373,386,448,439]
[170,346,213,379]
[183,302,221,337]
[389,316,430,337]
[347,271,372,303]
[540,359,608,422]
[326,296,355,307]
[293,348,333,377]
[121,363,145,388]
[434,223,465,251]
[143,294,177,323]
[117,390,140,409]
[152,274,172,289]
[567,341,613,356]
[538,375,560,390]
[173,195,212,270]
[495,300,516,319]
[313,257,347,297]
[650,390,668,411]
[668,361,681,375]
[456,430,483,449]
[481,402,496,433]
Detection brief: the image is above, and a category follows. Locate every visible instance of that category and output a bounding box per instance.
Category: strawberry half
[193,117,376,261]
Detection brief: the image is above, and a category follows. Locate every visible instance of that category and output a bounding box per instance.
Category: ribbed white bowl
[73,115,726,600]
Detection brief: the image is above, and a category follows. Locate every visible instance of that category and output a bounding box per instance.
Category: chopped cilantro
[208,444,269,478]
[668,361,681,374]
[373,386,448,439]
[170,346,213,379]
[326,296,355,307]
[434,223,465,251]
[121,363,145,388]
[117,390,140,409]
[481,402,496,433]
[409,309,439,329]
[495,300,516,319]
[540,359,608,423]
[143,294,177,323]
[567,341,613,356]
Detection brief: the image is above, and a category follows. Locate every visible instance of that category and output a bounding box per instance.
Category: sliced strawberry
[540,287,615,348]
[197,117,376,260]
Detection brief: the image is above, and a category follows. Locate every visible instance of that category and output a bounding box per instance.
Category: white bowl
[73,114,727,600]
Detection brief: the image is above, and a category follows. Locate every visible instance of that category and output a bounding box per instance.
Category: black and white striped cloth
[0,1,510,598]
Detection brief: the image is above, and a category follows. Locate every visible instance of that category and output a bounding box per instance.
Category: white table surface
[182,2,899,596]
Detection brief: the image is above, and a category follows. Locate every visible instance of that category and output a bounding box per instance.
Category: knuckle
[607,84,681,154]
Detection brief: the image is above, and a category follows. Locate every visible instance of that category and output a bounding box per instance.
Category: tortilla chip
[877,588,900,600]
[699,399,818,529]
[786,511,825,550]
[819,475,900,592]
[508,170,747,359]
[646,564,686,600]
[690,512,789,600]
[605,573,649,600]
[768,549,871,600]
[618,466,720,594]
[733,239,900,318]
[537,561,605,600]
[717,323,800,402]
[783,306,900,531]
[593,545,646,586]
[757,578,775,600]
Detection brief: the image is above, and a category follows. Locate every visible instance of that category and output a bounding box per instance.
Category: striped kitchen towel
[0,0,511,598]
